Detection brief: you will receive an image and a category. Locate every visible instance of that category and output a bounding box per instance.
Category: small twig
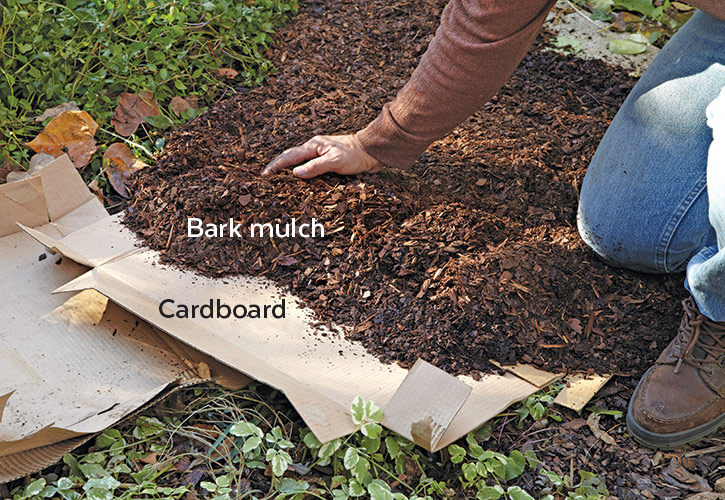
[684,443,725,458]
[98,127,154,157]
[563,0,608,30]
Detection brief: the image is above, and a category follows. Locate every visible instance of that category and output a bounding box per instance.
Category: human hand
[261,134,382,179]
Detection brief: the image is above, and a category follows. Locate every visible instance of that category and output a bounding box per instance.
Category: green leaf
[587,406,623,418]
[349,479,365,497]
[344,447,360,469]
[609,37,648,55]
[319,438,342,460]
[24,478,46,497]
[476,485,504,500]
[200,481,217,493]
[95,429,121,449]
[505,486,535,500]
[350,396,366,425]
[386,436,401,458]
[462,463,478,482]
[506,450,526,480]
[230,421,262,438]
[302,430,322,449]
[278,478,310,494]
[270,450,292,477]
[361,422,382,438]
[613,0,659,17]
[448,443,466,463]
[242,435,262,454]
[367,482,393,500]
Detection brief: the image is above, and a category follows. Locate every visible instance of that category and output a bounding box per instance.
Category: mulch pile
[124,0,688,378]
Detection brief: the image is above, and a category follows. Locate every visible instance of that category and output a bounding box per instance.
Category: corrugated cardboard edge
[554,373,612,412]
[0,436,92,484]
[0,376,208,484]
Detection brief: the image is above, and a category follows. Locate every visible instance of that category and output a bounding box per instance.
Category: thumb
[293,156,334,179]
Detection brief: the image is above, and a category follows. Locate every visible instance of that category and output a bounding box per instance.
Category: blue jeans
[577,10,725,321]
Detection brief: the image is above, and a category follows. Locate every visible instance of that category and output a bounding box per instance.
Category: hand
[261,134,382,179]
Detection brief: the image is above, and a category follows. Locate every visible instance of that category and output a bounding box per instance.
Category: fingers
[292,157,334,179]
[261,138,321,176]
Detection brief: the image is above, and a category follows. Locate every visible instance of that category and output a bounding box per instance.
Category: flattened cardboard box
[2,156,607,481]
[0,157,247,483]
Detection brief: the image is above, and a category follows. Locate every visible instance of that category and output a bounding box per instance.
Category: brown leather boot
[627,297,725,449]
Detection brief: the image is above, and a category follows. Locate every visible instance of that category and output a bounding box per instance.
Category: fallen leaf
[169,96,192,116]
[35,101,80,122]
[277,255,298,266]
[26,110,98,168]
[586,413,616,445]
[217,68,238,79]
[568,318,583,335]
[103,143,147,198]
[139,452,159,465]
[88,179,105,205]
[111,92,160,136]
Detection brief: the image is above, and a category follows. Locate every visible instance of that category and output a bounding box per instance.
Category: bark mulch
[120,0,723,495]
[125,0,686,378]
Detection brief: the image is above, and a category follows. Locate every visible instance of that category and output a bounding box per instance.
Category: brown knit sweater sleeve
[356,0,556,169]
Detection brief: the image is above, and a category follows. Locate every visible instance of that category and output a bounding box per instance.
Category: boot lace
[674,298,725,375]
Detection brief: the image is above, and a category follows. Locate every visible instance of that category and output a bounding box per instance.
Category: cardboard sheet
[0,156,238,483]
[3,155,609,482]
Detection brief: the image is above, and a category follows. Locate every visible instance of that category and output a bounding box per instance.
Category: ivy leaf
[476,485,504,500]
[344,447,360,470]
[505,486,535,500]
[367,481,393,500]
[24,478,46,497]
[302,431,322,449]
[278,478,309,494]
[360,422,382,438]
[348,479,365,497]
[506,450,527,480]
[385,436,401,458]
[242,436,262,454]
[350,396,366,425]
[230,421,262,438]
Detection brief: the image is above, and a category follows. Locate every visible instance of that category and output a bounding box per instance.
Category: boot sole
[626,377,725,450]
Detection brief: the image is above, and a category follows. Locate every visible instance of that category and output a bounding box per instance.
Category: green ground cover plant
[4,384,609,500]
[0,0,297,172]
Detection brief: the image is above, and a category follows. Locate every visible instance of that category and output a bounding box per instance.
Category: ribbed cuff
[355,103,433,170]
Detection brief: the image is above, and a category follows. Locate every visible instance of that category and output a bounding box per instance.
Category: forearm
[357,0,556,169]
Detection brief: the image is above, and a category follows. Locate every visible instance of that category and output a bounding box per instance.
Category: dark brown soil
[124,0,688,378]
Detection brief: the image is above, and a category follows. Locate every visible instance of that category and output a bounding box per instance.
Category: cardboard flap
[490,361,563,388]
[0,436,91,484]
[0,392,13,425]
[18,224,97,268]
[382,360,471,450]
[0,176,48,237]
[37,155,96,221]
[0,381,172,458]
[555,374,612,411]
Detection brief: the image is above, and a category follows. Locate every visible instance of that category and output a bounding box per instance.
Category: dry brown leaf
[88,179,105,205]
[26,110,98,168]
[35,101,80,122]
[169,96,192,116]
[586,413,616,445]
[110,92,160,136]
[217,68,239,79]
[103,143,147,198]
